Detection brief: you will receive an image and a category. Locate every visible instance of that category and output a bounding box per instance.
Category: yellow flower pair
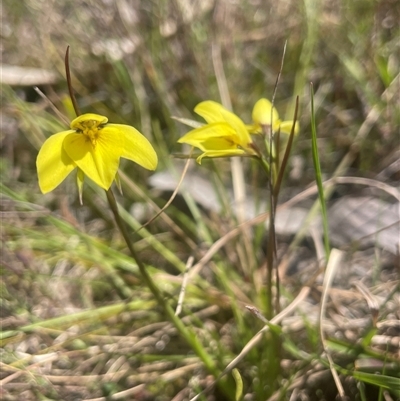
[178,98,298,164]
[36,98,297,194]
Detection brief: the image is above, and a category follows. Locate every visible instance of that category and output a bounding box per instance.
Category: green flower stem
[310,83,330,260]
[105,189,224,382]
[258,97,299,318]
[263,137,277,181]
[257,154,282,395]
[259,156,270,177]
[258,156,274,318]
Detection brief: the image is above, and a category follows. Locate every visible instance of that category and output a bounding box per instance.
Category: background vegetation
[1,0,399,400]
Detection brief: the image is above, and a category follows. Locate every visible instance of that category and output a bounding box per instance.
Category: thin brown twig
[135,148,193,233]
[267,40,288,317]
[33,86,70,126]
[65,46,81,117]
[118,170,197,250]
[273,96,299,203]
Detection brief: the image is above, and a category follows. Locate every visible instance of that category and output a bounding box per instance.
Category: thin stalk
[258,153,274,319]
[105,189,227,388]
[256,94,298,397]
[65,46,81,117]
[310,83,330,260]
[261,42,287,318]
[273,97,299,205]
[270,97,298,314]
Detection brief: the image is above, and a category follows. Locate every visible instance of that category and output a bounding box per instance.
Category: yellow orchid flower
[249,98,299,135]
[178,101,258,164]
[37,113,158,194]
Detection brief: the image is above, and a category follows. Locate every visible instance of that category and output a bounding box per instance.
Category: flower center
[75,120,102,148]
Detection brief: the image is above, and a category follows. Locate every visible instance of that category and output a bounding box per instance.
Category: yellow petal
[196,149,247,164]
[252,98,279,127]
[178,122,239,151]
[63,129,124,190]
[195,101,232,123]
[70,113,108,129]
[105,124,158,171]
[195,101,251,146]
[246,124,260,134]
[178,122,239,146]
[36,130,76,193]
[200,137,239,151]
[277,120,299,135]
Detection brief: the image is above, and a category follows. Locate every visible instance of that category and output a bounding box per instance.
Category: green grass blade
[352,371,400,398]
[310,83,330,260]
